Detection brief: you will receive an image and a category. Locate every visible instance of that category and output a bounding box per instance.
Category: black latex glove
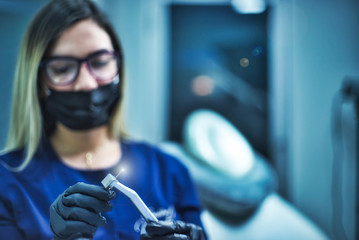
[50,182,116,240]
[141,220,206,240]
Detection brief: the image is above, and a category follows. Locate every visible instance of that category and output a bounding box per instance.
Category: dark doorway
[169,4,269,159]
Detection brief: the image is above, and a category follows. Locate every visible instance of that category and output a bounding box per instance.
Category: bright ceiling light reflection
[231,0,266,14]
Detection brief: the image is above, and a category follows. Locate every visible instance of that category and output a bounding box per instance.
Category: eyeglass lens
[46,52,119,85]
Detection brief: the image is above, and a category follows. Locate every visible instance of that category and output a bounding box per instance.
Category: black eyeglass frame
[39,50,121,86]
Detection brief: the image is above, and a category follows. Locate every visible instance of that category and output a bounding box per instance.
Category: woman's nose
[73,63,98,91]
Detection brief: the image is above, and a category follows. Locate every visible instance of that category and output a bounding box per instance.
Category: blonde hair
[2,0,127,171]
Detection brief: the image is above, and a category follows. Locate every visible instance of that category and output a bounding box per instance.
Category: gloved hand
[50,182,116,240]
[141,220,206,240]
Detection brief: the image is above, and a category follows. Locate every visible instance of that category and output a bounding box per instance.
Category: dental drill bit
[101,173,158,223]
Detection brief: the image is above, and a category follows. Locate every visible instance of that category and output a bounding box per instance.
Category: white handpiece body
[101,173,158,223]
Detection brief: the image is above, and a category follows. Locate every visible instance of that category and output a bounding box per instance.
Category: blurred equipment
[181,109,276,222]
[331,76,359,240]
[184,109,255,178]
[159,109,328,239]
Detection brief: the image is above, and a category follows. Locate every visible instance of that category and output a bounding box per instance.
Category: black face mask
[45,81,120,131]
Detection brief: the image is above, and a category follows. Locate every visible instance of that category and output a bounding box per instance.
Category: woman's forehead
[50,19,113,58]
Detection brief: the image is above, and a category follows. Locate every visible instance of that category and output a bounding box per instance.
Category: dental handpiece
[101,173,158,223]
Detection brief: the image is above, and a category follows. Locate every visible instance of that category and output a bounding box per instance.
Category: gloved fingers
[50,204,97,240]
[145,220,190,236]
[63,220,98,238]
[141,233,189,240]
[173,221,193,235]
[172,221,205,238]
[144,220,206,240]
[57,203,107,227]
[53,220,97,239]
[64,182,116,201]
[186,224,206,240]
[63,193,113,213]
[145,221,176,236]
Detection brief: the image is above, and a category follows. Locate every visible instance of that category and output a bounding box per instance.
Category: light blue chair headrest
[184,109,255,178]
[179,109,277,222]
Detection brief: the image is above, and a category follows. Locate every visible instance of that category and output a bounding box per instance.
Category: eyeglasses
[40,50,121,86]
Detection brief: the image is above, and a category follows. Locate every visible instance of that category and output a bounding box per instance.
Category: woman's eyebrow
[49,49,113,59]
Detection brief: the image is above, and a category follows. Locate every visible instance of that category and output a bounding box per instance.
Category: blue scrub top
[0,139,204,239]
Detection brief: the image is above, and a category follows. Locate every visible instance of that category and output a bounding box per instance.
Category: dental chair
[159,109,329,240]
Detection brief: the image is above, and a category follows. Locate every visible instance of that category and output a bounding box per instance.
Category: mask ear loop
[46,87,51,96]
[113,75,120,85]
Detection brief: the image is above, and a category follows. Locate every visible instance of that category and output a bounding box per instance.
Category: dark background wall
[169,5,269,158]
